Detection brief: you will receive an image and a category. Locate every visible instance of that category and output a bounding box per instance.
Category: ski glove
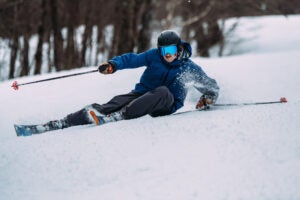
[98,62,115,74]
[196,94,214,110]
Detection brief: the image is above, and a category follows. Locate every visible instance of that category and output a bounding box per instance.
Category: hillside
[0,15,300,200]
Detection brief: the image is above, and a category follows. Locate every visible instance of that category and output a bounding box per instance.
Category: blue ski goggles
[160,45,178,56]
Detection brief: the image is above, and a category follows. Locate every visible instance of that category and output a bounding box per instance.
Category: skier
[15,30,219,135]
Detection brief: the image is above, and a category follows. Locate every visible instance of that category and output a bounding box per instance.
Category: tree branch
[181,0,216,27]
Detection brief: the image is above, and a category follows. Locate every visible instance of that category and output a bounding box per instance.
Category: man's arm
[109,49,155,71]
[190,62,219,109]
[97,49,156,74]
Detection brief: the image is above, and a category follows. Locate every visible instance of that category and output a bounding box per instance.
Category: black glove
[196,94,214,110]
[98,62,115,74]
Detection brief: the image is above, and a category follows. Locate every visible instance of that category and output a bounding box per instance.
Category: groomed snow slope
[0,15,300,200]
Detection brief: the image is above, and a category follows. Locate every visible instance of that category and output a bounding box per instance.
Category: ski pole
[214,97,287,106]
[11,69,98,90]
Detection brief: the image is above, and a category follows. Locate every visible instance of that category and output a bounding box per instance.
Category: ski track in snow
[1,15,300,200]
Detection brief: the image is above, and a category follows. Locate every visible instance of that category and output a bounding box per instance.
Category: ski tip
[14,125,22,136]
[14,124,32,137]
[280,97,287,103]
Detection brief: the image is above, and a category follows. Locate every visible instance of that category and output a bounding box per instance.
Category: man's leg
[122,86,174,119]
[91,92,141,115]
[61,87,173,126]
[64,92,141,126]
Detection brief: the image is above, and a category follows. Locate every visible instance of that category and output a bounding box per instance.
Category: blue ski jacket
[109,41,219,114]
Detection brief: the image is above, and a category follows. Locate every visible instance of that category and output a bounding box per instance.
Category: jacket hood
[178,40,192,60]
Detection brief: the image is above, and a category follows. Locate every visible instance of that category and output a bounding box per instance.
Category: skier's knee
[84,103,99,110]
[84,103,103,116]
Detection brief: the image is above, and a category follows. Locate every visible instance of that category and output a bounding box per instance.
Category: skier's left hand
[196,95,213,110]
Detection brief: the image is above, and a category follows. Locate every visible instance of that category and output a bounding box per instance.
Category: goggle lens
[160,45,177,56]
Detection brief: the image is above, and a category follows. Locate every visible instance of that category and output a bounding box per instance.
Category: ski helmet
[157,30,181,47]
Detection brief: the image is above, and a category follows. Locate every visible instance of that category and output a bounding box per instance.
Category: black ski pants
[65,86,174,126]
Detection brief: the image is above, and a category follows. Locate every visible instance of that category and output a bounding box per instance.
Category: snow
[212,15,300,56]
[1,15,300,200]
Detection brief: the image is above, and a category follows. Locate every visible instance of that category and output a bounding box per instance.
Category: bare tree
[50,0,64,71]
[64,0,81,69]
[1,0,300,80]
[109,0,154,57]
[20,33,30,76]
[8,2,20,79]
[135,0,153,52]
[34,0,47,75]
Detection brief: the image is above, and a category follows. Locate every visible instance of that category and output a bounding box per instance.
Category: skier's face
[160,45,178,63]
[163,54,177,62]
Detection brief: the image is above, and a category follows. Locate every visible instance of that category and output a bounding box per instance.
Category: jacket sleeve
[169,71,219,114]
[108,50,153,71]
[190,62,220,103]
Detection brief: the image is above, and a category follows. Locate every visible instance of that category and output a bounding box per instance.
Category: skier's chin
[164,55,176,63]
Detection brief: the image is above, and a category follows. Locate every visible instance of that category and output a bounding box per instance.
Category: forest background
[0,0,300,81]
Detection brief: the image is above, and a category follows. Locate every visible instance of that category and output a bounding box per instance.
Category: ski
[15,111,102,137]
[15,97,287,136]
[14,120,66,137]
[14,124,49,136]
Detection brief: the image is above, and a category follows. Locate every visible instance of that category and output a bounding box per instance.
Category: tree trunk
[20,34,30,77]
[195,24,210,57]
[65,26,75,69]
[34,0,47,75]
[9,35,19,79]
[110,0,135,57]
[96,26,104,64]
[81,3,92,67]
[194,19,224,57]
[9,4,19,79]
[118,0,135,54]
[35,34,44,75]
[50,0,64,71]
[136,0,152,52]
[64,0,80,69]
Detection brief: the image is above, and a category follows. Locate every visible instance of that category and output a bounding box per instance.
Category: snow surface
[1,15,300,200]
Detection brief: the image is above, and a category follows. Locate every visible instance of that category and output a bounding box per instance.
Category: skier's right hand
[98,62,115,74]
